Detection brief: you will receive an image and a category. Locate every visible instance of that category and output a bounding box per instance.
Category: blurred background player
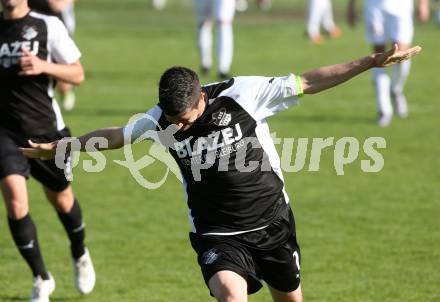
[28,0,77,111]
[195,0,236,79]
[434,0,440,24]
[347,0,429,126]
[0,0,95,301]
[307,0,341,43]
[235,0,272,12]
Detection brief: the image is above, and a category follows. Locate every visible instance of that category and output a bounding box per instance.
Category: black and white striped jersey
[125,75,303,235]
[0,10,80,136]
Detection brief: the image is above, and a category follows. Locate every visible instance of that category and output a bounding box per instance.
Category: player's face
[1,0,26,10]
[165,92,206,132]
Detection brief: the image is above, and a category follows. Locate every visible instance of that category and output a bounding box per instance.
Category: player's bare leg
[43,184,74,213]
[209,270,248,302]
[1,174,29,219]
[390,42,410,118]
[269,284,303,302]
[372,44,393,127]
[1,174,55,302]
[43,185,96,295]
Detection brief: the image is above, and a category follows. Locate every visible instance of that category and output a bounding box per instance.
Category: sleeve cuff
[295,75,304,97]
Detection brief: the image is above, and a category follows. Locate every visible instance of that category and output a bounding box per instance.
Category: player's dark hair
[158,66,201,116]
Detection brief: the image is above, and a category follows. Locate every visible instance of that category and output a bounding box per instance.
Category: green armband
[295,75,304,97]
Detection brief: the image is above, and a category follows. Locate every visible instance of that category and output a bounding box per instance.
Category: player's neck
[3,4,30,20]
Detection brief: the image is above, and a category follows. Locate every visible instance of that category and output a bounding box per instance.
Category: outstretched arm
[300,44,422,94]
[21,127,125,160]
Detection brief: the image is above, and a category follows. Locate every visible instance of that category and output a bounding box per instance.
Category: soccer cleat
[218,72,231,80]
[200,66,210,76]
[377,113,392,127]
[29,273,55,302]
[391,91,408,118]
[152,0,166,10]
[73,248,96,295]
[62,91,76,111]
[329,26,342,39]
[236,0,248,12]
[309,34,323,44]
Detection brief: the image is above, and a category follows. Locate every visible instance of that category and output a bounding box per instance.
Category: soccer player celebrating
[195,0,236,79]
[307,0,342,43]
[0,0,95,301]
[347,0,430,126]
[23,45,421,302]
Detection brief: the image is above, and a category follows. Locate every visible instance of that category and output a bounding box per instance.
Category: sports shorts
[0,127,72,192]
[189,198,301,295]
[364,1,414,45]
[194,0,236,23]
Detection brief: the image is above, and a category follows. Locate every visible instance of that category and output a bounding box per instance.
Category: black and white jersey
[0,10,80,136]
[125,75,303,235]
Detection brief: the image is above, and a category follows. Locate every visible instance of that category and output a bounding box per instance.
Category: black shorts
[189,200,301,295]
[0,128,72,192]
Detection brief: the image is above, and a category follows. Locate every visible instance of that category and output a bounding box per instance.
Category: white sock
[322,0,336,33]
[218,22,233,74]
[307,0,325,37]
[391,60,411,96]
[198,22,213,69]
[372,68,392,117]
[152,0,166,10]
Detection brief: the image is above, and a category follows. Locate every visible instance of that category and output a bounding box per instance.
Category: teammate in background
[307,0,341,43]
[195,0,236,79]
[347,0,429,126]
[22,45,421,302]
[28,0,77,111]
[0,1,95,301]
[433,0,440,24]
[236,0,272,12]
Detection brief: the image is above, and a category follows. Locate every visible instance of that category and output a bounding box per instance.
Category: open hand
[373,44,422,68]
[20,140,58,160]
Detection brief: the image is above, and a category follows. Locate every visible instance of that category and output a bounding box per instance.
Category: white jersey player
[347,0,429,126]
[307,0,341,43]
[194,0,236,79]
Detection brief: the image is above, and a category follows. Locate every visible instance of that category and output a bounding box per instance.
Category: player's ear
[198,91,206,108]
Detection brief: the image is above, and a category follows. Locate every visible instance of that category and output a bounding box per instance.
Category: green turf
[1,0,439,301]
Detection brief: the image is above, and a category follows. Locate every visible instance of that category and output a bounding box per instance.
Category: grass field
[1,0,439,301]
